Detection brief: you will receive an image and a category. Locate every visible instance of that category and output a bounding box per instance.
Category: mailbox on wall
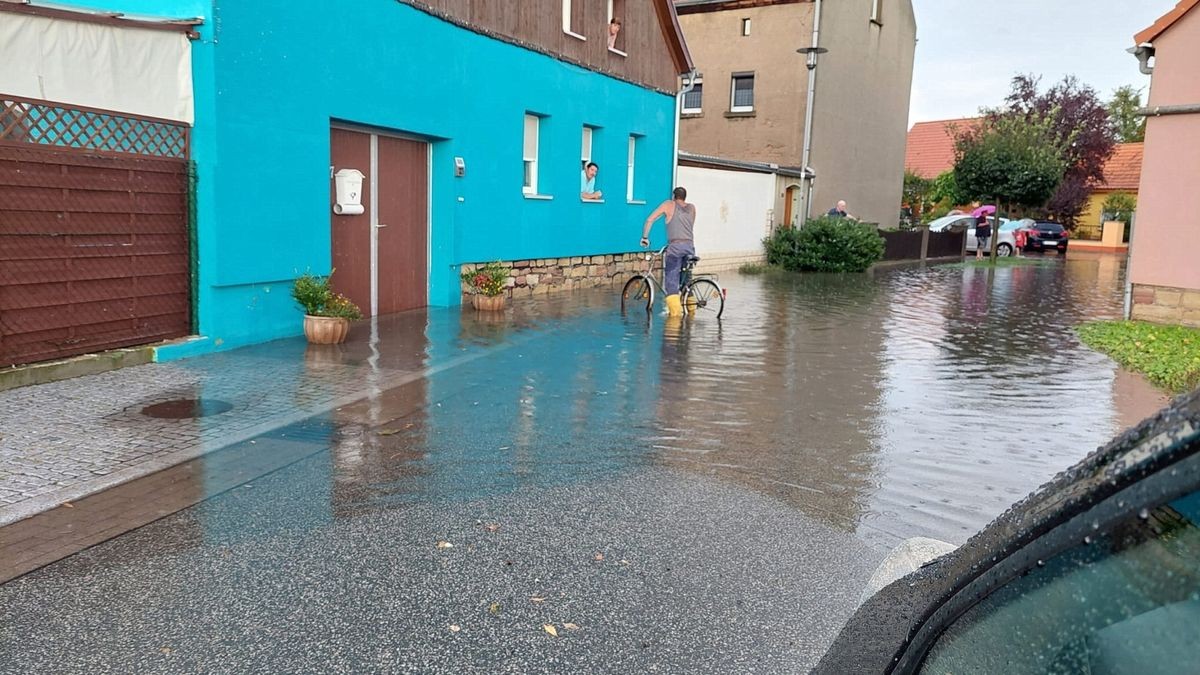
[333,168,365,215]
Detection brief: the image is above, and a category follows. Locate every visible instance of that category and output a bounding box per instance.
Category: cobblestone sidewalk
[0,308,539,527]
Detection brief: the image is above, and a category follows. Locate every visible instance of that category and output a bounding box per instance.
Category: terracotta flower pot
[303,315,350,344]
[472,294,506,311]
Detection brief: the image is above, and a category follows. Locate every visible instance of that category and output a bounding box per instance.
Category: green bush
[765,217,885,273]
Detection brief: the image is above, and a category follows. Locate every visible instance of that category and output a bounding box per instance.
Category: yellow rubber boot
[665,293,683,317]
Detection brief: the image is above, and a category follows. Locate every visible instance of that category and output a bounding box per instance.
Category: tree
[1108,85,1146,143]
[1102,191,1137,223]
[999,74,1116,226]
[953,114,1067,211]
[902,170,933,224]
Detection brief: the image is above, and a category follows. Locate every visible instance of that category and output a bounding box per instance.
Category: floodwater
[0,252,1168,673]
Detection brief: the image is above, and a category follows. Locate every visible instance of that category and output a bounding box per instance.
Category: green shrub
[765,217,885,273]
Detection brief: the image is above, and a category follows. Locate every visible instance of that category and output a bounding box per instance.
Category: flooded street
[0,254,1167,673]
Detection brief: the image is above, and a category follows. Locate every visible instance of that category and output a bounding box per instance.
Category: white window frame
[741,18,751,36]
[682,77,703,114]
[730,73,754,113]
[626,135,638,202]
[607,0,627,55]
[523,113,539,196]
[870,0,883,25]
[562,0,586,40]
[581,126,593,166]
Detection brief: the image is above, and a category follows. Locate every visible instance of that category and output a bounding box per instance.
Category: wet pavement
[0,253,1169,673]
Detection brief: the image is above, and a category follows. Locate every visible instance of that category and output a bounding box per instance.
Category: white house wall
[0,13,193,123]
[679,165,773,271]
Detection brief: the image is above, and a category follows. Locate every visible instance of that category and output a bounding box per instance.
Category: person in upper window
[608,18,622,50]
[581,162,602,200]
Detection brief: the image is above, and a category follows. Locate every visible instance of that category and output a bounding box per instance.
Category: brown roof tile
[1097,143,1143,191]
[904,118,981,179]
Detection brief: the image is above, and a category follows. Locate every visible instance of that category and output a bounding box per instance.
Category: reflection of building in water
[651,274,888,532]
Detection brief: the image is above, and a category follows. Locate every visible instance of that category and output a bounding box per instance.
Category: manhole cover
[141,398,234,419]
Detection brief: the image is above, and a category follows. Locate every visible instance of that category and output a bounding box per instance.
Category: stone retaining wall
[1131,283,1200,327]
[461,253,663,300]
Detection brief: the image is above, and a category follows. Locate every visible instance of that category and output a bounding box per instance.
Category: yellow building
[1073,143,1143,252]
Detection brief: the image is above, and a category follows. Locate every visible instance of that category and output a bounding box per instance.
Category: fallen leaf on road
[484,523,501,532]
[530,596,546,603]
[564,623,580,630]
[543,624,558,637]
[619,560,630,565]
[488,602,500,615]
[160,647,173,655]
[594,553,605,561]
[449,624,461,633]
[377,429,400,436]
[436,541,454,549]
[60,502,74,509]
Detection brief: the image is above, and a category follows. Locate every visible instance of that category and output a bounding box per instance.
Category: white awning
[0,11,194,123]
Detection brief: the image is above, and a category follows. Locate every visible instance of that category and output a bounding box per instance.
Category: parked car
[1025,220,1070,254]
[927,215,1017,256]
[813,389,1200,674]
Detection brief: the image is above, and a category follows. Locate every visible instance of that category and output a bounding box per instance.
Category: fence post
[920,226,930,261]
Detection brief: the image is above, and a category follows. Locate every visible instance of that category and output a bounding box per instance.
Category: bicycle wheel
[621,275,653,312]
[683,278,724,318]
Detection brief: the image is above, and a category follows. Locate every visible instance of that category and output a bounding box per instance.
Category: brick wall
[1131,283,1200,327]
[460,252,663,300]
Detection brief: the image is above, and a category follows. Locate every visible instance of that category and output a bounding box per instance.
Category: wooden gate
[0,94,192,367]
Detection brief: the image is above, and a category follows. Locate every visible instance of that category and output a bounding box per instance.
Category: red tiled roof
[1135,0,1200,44]
[904,118,981,179]
[1096,143,1144,191]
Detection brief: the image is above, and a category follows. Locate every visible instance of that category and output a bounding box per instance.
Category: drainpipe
[799,0,823,223]
[673,69,698,187]
[1139,103,1200,116]
[1127,44,1155,75]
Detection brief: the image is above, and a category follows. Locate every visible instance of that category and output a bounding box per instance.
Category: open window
[562,0,586,40]
[607,0,626,53]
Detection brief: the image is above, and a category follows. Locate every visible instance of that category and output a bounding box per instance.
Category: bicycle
[620,246,725,318]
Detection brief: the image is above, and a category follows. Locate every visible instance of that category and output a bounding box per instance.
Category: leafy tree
[999,74,1116,226]
[1108,85,1146,143]
[903,170,933,223]
[953,114,1067,211]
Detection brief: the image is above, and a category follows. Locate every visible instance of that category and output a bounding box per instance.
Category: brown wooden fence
[0,94,191,368]
[878,229,965,263]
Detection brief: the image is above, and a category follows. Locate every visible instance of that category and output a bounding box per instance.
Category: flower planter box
[471,295,506,311]
[303,315,350,344]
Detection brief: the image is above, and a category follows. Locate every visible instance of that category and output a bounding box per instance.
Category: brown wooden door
[329,128,427,317]
[376,135,428,314]
[329,128,373,315]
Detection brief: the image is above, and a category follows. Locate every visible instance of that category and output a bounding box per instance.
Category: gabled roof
[1096,143,1144,191]
[1135,0,1200,44]
[657,0,695,73]
[903,117,981,179]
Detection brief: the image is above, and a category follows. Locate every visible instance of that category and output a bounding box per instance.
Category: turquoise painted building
[39,0,692,360]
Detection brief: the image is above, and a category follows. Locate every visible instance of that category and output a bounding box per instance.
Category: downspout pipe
[673,69,698,187]
[799,0,823,222]
[1127,44,1154,75]
[1139,103,1200,117]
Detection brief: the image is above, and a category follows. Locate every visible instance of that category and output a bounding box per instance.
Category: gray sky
[908,0,1175,125]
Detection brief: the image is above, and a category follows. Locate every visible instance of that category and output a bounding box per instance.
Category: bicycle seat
[685,255,701,264]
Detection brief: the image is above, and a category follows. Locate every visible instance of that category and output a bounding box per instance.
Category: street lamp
[797,46,828,222]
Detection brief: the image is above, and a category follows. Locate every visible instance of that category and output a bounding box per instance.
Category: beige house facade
[1128,0,1200,326]
[676,0,916,227]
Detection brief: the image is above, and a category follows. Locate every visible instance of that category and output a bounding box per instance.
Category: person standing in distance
[640,187,696,317]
